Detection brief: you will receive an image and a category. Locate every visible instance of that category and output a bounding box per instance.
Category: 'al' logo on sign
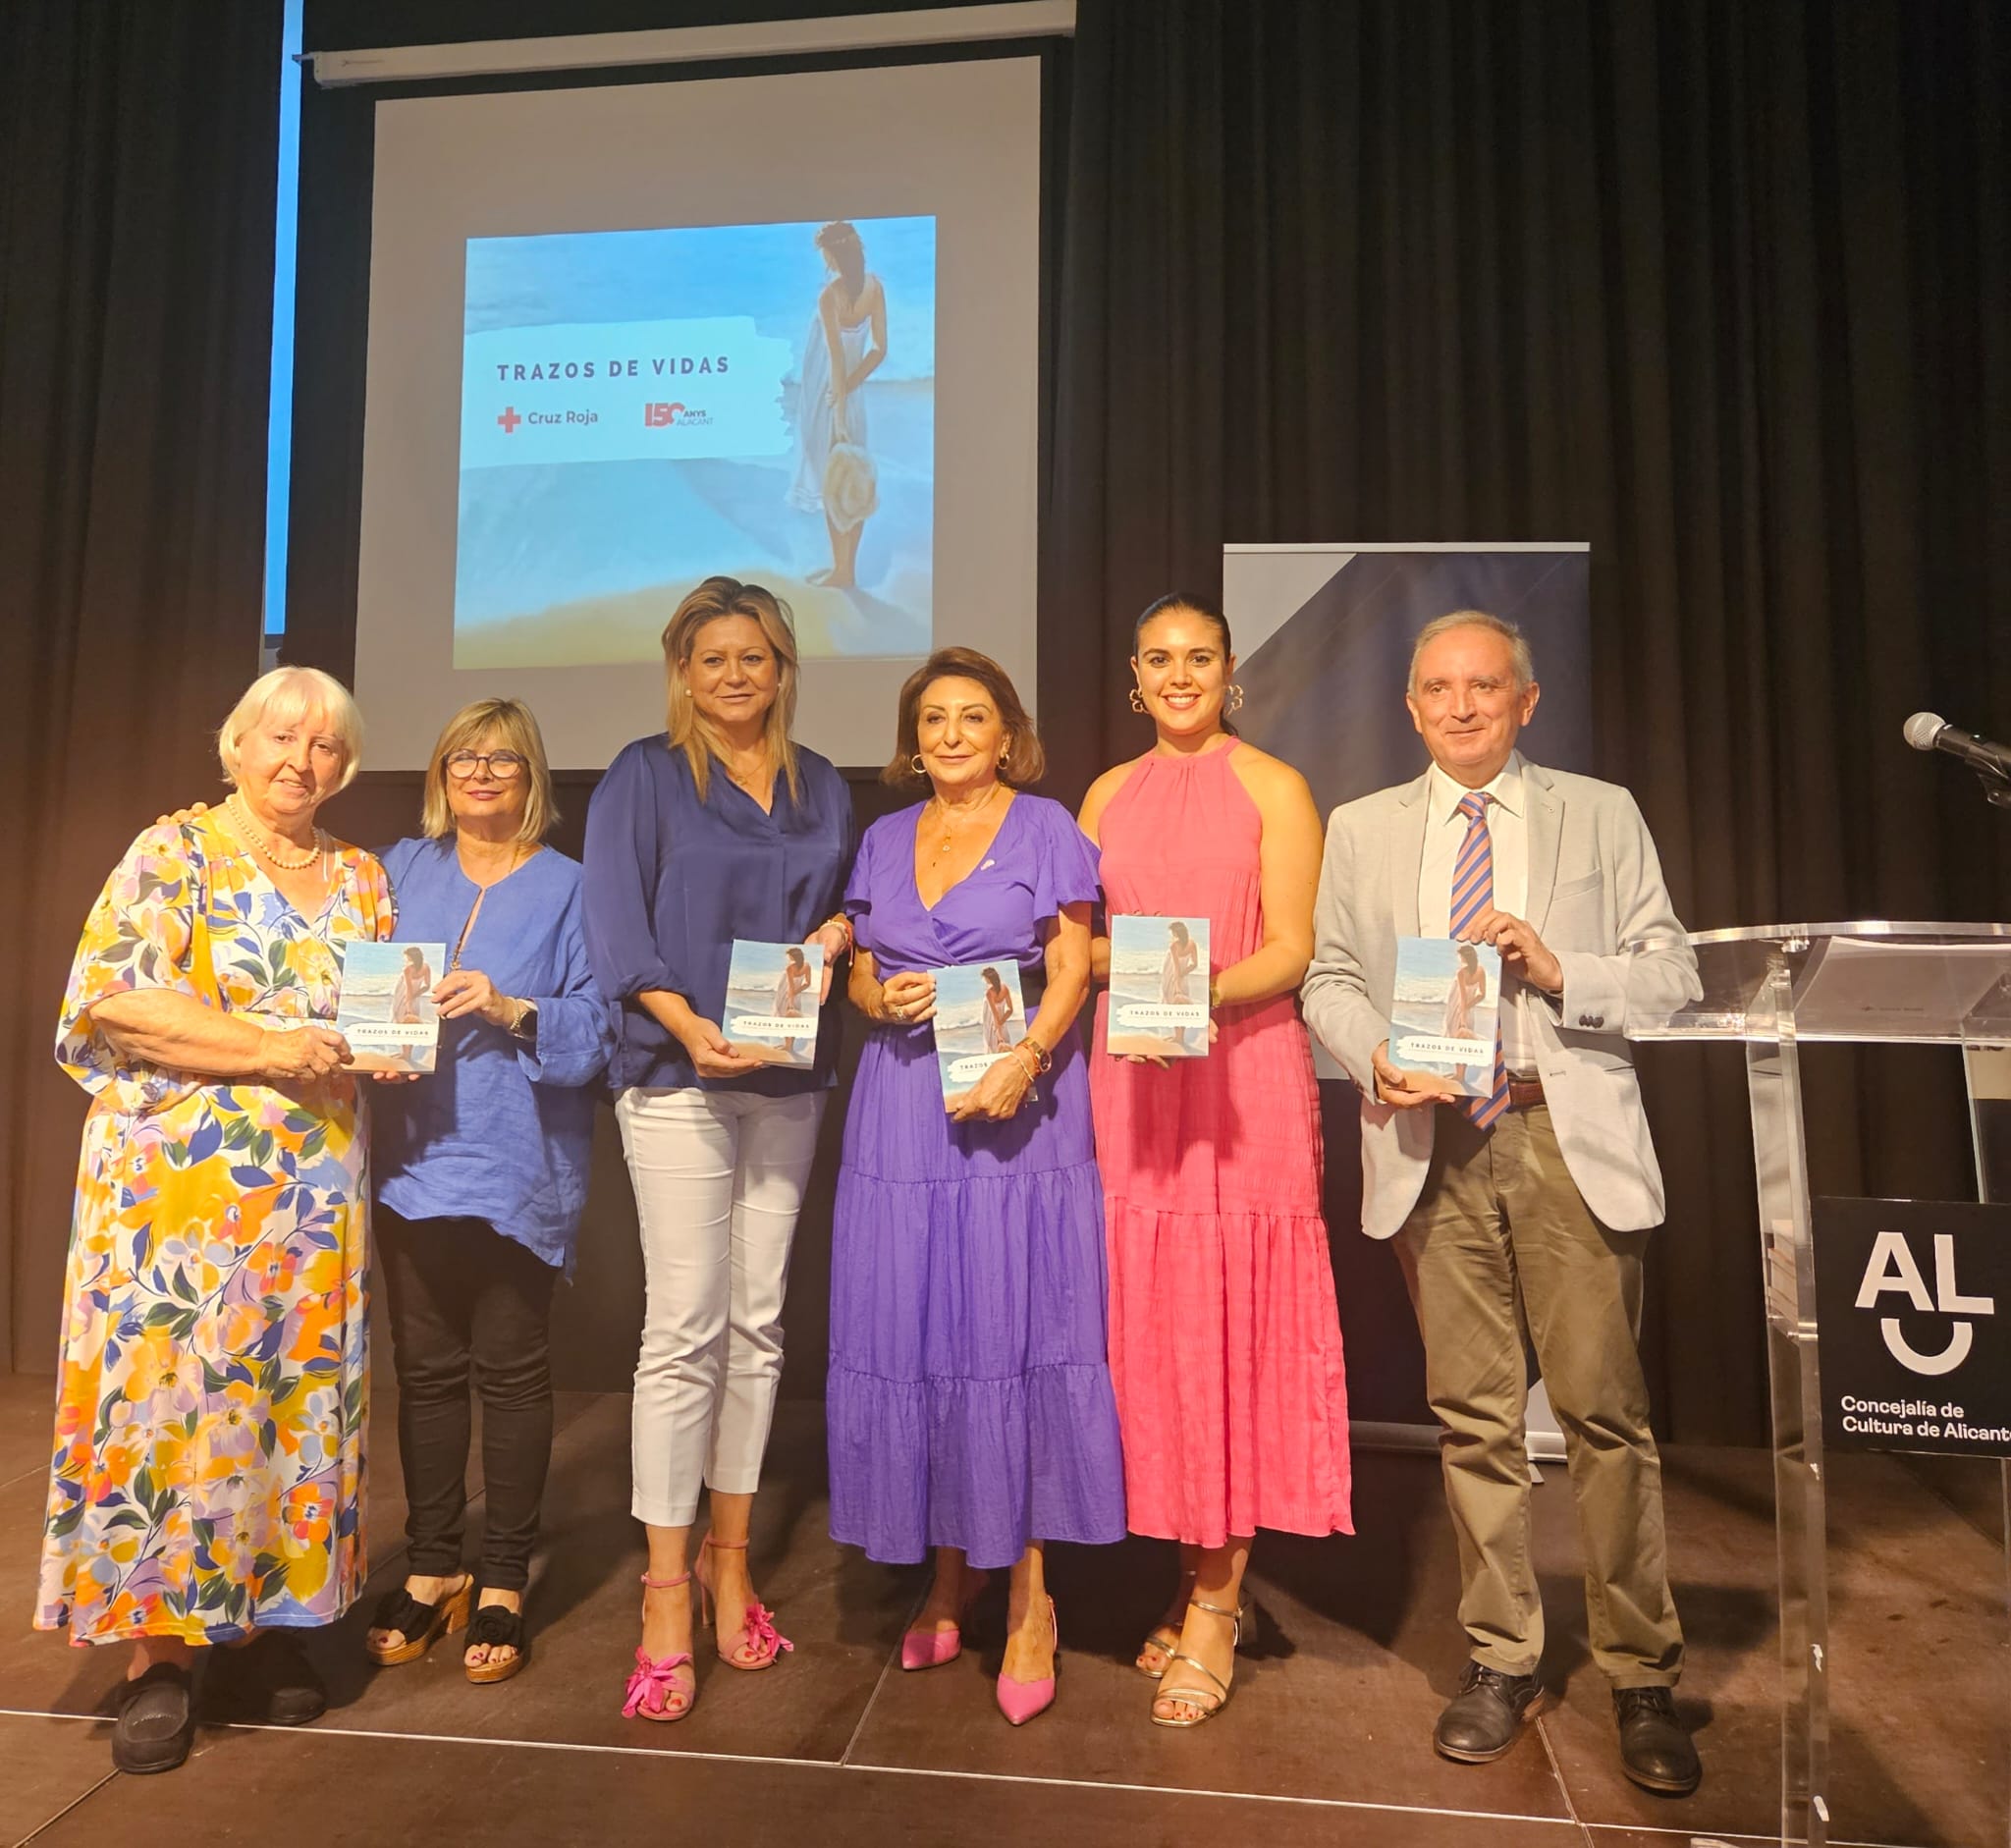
[1856,1229,1997,1374]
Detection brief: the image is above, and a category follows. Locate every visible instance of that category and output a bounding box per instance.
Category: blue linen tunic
[582,734,855,1095]
[371,838,614,1274]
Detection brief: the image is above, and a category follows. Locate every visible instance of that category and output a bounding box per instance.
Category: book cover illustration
[724,940,826,1068]
[1387,936,1502,1097]
[1107,913,1211,1058]
[932,961,1027,1109]
[336,940,447,1074]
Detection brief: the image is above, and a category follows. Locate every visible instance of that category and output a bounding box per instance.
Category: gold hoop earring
[1225,683,1246,714]
[909,754,926,777]
[1128,687,1147,714]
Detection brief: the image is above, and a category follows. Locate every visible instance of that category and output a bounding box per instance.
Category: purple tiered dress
[826,793,1127,1568]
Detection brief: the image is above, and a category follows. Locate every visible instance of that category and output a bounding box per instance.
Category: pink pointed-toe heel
[696,1536,793,1671]
[623,1571,696,1722]
[996,1595,1059,1726]
[900,1567,991,1671]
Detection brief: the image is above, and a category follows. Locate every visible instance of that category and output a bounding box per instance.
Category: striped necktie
[1448,792,1510,1129]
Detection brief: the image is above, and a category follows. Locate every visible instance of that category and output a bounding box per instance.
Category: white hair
[1408,611,1536,692]
[216,666,363,791]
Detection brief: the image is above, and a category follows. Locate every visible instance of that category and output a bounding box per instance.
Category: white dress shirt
[1418,751,1534,1066]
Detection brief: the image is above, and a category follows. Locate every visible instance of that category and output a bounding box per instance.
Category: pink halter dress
[1090,741,1352,1546]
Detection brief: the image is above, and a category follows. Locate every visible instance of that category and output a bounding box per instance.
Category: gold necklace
[228,792,324,871]
[927,782,1005,857]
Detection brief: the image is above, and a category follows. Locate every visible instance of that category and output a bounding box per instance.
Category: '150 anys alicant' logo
[1856,1229,1997,1374]
[644,403,712,428]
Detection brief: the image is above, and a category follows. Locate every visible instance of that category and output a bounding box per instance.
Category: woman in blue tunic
[830,647,1125,1728]
[362,698,614,1684]
[584,577,854,1725]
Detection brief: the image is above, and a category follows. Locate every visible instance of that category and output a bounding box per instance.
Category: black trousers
[375,1207,558,1592]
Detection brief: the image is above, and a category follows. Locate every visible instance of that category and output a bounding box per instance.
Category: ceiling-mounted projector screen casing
[353,57,1040,771]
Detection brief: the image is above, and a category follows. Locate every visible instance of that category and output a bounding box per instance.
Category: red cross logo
[497,407,521,434]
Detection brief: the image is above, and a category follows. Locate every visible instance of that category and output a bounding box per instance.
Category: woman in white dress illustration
[788,221,888,591]
[1442,941,1488,1083]
[980,965,1016,1056]
[774,944,813,1058]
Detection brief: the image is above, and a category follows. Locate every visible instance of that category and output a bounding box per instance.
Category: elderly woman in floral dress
[35,666,390,1775]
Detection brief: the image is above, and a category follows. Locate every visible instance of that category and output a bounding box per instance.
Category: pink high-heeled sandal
[900,1566,991,1671]
[695,1536,793,1671]
[997,1595,1059,1726]
[623,1571,695,1722]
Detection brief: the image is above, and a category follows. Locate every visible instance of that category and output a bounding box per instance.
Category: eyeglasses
[445,750,526,780]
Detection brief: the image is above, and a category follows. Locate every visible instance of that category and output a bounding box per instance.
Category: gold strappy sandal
[1136,1622,1182,1681]
[1150,1598,1244,1728]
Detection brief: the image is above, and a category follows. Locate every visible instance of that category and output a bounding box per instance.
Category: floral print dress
[35,813,391,1644]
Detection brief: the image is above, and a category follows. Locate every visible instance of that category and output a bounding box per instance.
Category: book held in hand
[1387,935,1502,1097]
[932,961,1028,1110]
[1107,913,1211,1059]
[724,940,826,1068]
[336,940,447,1074]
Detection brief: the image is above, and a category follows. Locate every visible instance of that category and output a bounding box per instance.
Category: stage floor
[0,1370,2001,1848]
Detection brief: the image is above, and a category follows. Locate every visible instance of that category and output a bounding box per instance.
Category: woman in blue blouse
[584,577,854,1724]
[362,698,614,1685]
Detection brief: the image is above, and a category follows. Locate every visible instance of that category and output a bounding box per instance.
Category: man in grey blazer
[1301,611,1703,1795]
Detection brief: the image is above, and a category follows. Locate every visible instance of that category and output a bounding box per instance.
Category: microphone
[1903,712,2011,782]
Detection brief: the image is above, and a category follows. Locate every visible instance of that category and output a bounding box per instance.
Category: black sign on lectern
[1812,1198,2011,1457]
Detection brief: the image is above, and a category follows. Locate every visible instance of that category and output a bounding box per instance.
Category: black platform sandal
[463,1601,528,1685]
[112,1660,196,1773]
[365,1576,472,1665]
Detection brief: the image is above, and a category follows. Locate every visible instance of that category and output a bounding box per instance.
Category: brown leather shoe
[1615,1686,1701,1794]
[1434,1660,1551,1762]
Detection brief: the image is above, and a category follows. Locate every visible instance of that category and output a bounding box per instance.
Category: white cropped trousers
[617,1085,826,1528]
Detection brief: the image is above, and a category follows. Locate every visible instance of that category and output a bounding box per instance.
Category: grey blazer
[1300,759,1701,1240]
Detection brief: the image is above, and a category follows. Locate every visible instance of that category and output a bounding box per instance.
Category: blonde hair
[217,666,363,792]
[419,698,557,844]
[1408,611,1537,691]
[662,577,802,805]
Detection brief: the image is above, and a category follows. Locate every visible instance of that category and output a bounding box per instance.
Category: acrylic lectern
[1625,921,2011,1847]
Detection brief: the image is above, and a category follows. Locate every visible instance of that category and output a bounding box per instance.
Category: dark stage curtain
[0,4,281,1370]
[1048,0,2011,1441]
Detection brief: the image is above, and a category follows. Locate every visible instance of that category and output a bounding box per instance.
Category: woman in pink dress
[1079,593,1351,1728]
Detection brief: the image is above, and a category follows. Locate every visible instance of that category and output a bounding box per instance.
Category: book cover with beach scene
[455,215,936,668]
[1387,936,1502,1097]
[1107,914,1211,1058]
[933,961,1026,1109]
[336,940,447,1074]
[724,940,826,1068]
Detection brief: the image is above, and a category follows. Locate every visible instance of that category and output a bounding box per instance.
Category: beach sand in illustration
[455,377,935,667]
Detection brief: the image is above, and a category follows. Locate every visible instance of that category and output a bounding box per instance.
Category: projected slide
[454,216,935,667]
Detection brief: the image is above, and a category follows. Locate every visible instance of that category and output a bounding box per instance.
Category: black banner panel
[1814,1197,2011,1457]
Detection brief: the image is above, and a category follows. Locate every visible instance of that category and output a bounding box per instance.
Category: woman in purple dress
[828,648,1125,1727]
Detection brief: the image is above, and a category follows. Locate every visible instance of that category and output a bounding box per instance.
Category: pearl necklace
[926,782,1006,858]
[228,792,325,871]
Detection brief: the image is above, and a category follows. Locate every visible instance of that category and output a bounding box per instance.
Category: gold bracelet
[1020,1036,1054,1076]
[1011,1042,1043,1086]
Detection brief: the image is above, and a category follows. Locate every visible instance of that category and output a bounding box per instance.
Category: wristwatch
[512,999,539,1042]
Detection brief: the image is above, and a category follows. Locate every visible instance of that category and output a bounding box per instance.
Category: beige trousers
[1394,1104,1682,1687]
